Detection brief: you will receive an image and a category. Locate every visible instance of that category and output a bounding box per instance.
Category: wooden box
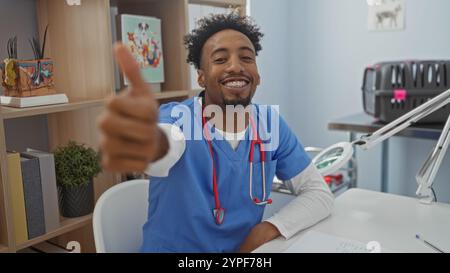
[1,58,55,97]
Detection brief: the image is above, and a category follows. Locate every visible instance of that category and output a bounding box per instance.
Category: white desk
[255,189,450,253]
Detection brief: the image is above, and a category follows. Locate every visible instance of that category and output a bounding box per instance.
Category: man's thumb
[114,43,152,96]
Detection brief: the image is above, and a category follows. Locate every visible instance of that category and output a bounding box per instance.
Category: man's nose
[226,56,244,73]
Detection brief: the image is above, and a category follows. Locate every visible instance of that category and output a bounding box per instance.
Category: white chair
[93,179,149,253]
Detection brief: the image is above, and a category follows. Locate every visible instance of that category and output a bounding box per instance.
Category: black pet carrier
[362,60,450,123]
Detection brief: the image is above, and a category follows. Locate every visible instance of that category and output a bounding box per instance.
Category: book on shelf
[6,152,28,245]
[116,14,165,92]
[22,149,61,233]
[0,93,69,108]
[20,154,46,239]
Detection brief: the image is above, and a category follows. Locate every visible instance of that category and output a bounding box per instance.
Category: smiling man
[98,13,334,253]
[196,29,259,108]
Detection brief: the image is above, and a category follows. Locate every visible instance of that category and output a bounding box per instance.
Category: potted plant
[54,141,101,218]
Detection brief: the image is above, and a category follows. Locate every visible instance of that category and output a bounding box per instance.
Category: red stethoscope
[202,105,272,225]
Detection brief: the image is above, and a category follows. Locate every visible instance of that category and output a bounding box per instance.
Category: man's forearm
[260,221,281,242]
[266,163,334,239]
[238,222,281,253]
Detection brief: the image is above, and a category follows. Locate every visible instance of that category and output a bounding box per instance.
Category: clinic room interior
[0,0,449,254]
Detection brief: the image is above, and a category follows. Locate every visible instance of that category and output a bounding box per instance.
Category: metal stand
[355,88,450,202]
[416,114,450,203]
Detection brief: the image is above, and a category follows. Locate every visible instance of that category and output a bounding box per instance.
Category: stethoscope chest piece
[213,208,225,225]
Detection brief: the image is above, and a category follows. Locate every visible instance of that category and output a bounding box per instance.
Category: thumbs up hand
[98,43,168,173]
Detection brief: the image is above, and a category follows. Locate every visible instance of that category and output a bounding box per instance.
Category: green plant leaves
[54,141,101,187]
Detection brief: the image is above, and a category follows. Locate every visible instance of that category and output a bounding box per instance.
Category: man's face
[198,29,260,107]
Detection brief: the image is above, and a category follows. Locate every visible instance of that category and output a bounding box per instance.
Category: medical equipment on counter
[314,88,450,204]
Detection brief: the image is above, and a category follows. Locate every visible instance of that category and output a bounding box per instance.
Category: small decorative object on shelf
[118,14,165,92]
[0,25,68,108]
[0,93,69,108]
[66,0,81,6]
[54,141,101,218]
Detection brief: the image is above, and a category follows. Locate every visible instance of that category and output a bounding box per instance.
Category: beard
[222,93,253,107]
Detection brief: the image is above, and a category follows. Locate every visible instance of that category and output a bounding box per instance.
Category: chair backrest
[93,179,149,253]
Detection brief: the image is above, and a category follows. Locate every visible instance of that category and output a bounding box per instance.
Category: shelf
[1,90,201,120]
[1,99,106,120]
[331,181,351,194]
[0,244,9,253]
[154,90,190,100]
[189,0,246,7]
[153,89,202,100]
[112,0,245,5]
[15,214,92,251]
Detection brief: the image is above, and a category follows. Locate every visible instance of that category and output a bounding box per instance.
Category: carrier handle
[362,66,376,91]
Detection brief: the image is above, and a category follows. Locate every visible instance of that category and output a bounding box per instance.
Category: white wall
[252,0,450,202]
[250,0,291,117]
[290,0,450,202]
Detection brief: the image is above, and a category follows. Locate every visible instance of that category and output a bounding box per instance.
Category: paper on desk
[283,230,390,253]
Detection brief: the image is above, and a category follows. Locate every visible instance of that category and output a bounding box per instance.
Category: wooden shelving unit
[15,214,92,251]
[0,244,8,253]
[154,90,190,100]
[0,0,119,253]
[0,0,246,253]
[190,0,245,8]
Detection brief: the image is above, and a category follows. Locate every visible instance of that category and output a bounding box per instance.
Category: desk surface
[328,113,443,140]
[255,189,450,253]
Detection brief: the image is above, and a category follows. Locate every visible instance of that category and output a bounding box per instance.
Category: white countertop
[255,188,450,253]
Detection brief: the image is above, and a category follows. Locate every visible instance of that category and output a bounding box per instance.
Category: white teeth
[224,81,248,88]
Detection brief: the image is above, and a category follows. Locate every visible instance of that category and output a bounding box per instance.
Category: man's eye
[242,56,254,62]
[214,58,226,64]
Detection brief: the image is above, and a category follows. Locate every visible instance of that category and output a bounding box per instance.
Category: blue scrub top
[140,96,311,253]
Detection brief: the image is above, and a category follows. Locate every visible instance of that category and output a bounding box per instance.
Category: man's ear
[255,73,261,86]
[197,70,206,88]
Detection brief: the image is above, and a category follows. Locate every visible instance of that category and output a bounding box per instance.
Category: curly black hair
[184,13,264,70]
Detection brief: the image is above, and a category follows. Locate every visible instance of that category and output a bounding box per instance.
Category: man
[98,13,334,253]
